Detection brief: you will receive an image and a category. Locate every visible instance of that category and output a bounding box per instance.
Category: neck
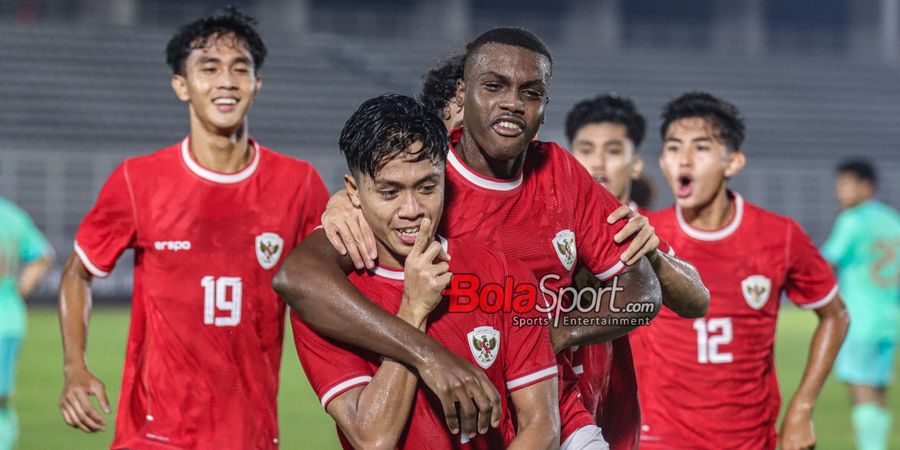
[681,188,734,231]
[189,116,252,173]
[618,186,632,206]
[457,129,526,179]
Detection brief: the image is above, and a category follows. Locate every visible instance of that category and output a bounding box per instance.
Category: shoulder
[647,205,676,225]
[447,238,509,275]
[525,140,576,175]
[119,143,182,174]
[259,147,323,183]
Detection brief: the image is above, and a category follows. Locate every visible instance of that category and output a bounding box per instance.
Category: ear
[344,174,362,208]
[454,78,466,108]
[724,150,746,178]
[630,154,644,180]
[254,75,262,94]
[441,104,452,121]
[171,74,189,102]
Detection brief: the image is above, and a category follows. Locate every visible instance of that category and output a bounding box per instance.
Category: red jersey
[634,192,838,449]
[74,137,329,450]
[442,128,631,441]
[572,203,673,450]
[292,238,558,449]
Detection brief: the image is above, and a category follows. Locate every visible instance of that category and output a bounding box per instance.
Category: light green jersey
[0,196,51,337]
[822,200,900,342]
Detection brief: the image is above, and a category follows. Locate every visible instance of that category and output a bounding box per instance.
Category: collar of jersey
[675,191,744,241]
[372,236,449,280]
[446,130,523,192]
[181,136,260,184]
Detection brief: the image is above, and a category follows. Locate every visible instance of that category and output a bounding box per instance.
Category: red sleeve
[74,162,137,278]
[784,219,838,309]
[501,255,558,392]
[290,311,375,410]
[569,152,630,281]
[295,166,330,243]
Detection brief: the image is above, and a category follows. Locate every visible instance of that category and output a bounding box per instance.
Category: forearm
[274,230,447,369]
[19,254,54,298]
[343,360,420,449]
[788,304,849,412]
[507,381,560,450]
[58,254,93,371]
[551,257,661,352]
[650,251,710,318]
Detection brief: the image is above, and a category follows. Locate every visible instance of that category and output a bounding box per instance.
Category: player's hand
[59,366,110,433]
[779,406,816,450]
[416,349,503,438]
[608,204,659,265]
[322,188,377,270]
[400,218,452,321]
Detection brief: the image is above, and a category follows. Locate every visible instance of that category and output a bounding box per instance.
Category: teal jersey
[0,196,52,337]
[822,200,900,342]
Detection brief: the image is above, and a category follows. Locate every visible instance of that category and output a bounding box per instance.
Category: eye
[665,145,680,153]
[483,82,503,92]
[524,89,543,99]
[607,147,624,156]
[696,145,710,152]
[234,65,250,74]
[419,184,436,194]
[379,190,398,200]
[201,66,216,74]
[576,147,593,156]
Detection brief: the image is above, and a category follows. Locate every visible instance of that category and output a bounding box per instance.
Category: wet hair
[660,92,745,151]
[566,94,646,148]
[165,6,267,75]
[463,27,553,76]
[340,94,449,179]
[836,159,877,186]
[419,53,465,120]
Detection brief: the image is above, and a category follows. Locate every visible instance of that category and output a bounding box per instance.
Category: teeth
[398,226,420,236]
[497,120,521,130]
[214,98,237,105]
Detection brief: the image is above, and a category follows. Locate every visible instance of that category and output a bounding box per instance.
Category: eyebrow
[664,137,711,143]
[480,71,545,88]
[374,173,440,188]
[196,56,252,65]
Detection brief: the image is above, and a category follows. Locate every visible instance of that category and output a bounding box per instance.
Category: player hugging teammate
[56,6,852,450]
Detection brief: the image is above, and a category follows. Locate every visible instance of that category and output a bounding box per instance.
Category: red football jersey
[442,128,630,441]
[292,238,558,449]
[74,137,329,450]
[634,192,838,449]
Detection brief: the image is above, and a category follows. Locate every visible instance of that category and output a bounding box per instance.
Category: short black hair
[419,53,464,119]
[463,27,553,76]
[660,92,745,151]
[166,6,267,75]
[566,94,646,148]
[340,94,448,179]
[836,158,877,186]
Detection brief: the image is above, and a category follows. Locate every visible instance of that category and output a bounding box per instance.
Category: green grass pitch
[10,307,899,449]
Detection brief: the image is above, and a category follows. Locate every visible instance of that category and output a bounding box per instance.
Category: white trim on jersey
[73,241,110,278]
[371,236,449,281]
[797,284,840,310]
[666,246,676,257]
[320,375,373,408]
[180,137,260,184]
[447,147,523,191]
[506,365,558,390]
[594,261,626,281]
[675,192,745,241]
[561,425,610,450]
[572,364,584,375]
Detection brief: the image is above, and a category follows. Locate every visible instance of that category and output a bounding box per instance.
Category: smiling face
[659,117,745,210]
[571,122,643,203]
[171,32,261,135]
[347,141,445,268]
[457,43,550,161]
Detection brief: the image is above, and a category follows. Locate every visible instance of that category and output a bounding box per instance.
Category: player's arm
[274,215,502,436]
[57,253,111,433]
[550,257,662,352]
[609,206,709,318]
[506,379,560,450]
[781,295,850,450]
[18,253,54,298]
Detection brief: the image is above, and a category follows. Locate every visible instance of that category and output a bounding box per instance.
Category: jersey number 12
[201,276,242,326]
[693,317,733,364]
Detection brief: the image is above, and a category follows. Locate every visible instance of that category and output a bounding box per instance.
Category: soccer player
[293,93,560,449]
[635,92,850,449]
[420,53,465,132]
[0,196,54,449]
[57,8,329,449]
[822,159,900,450]
[276,28,683,450]
[564,94,709,450]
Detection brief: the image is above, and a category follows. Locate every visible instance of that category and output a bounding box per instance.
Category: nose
[216,69,238,90]
[397,191,425,221]
[592,151,606,172]
[678,147,693,167]
[499,90,525,115]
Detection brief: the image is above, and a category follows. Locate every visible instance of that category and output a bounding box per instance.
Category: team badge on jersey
[552,229,577,271]
[468,326,500,369]
[741,275,772,309]
[255,232,284,270]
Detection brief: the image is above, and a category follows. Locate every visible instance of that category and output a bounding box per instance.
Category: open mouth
[394,224,421,246]
[491,117,525,137]
[593,174,609,185]
[676,174,694,198]
[213,97,239,112]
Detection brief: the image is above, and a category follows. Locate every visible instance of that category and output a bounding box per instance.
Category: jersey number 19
[201,276,242,326]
